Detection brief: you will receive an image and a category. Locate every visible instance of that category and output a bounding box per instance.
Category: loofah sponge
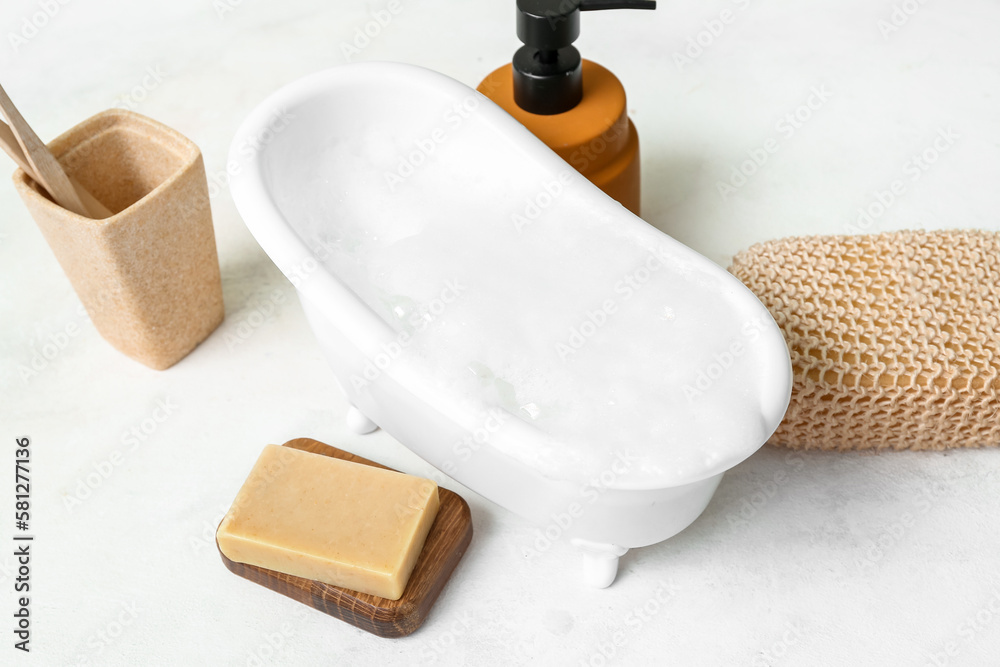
[729,229,1000,450]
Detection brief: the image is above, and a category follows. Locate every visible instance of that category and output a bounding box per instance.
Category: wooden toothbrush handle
[0,83,91,217]
[0,115,112,218]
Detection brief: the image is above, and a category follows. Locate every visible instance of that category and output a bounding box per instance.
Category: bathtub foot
[571,538,628,588]
[346,405,378,434]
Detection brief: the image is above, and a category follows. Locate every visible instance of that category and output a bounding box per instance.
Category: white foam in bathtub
[269,95,781,488]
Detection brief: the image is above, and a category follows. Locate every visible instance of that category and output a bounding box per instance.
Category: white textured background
[1,1,999,665]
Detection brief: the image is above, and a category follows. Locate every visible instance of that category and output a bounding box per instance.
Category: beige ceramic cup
[13,109,224,370]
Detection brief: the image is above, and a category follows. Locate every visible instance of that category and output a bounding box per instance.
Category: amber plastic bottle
[478,0,655,216]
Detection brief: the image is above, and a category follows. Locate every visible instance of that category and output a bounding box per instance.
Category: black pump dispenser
[512,0,656,115]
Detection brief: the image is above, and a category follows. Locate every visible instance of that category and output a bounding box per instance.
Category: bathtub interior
[251,65,791,491]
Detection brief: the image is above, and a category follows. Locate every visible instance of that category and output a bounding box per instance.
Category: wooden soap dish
[217,437,473,638]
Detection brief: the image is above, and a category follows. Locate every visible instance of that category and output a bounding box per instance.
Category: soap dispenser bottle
[478,0,655,216]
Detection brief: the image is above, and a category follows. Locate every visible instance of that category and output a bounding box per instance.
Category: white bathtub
[230,62,791,587]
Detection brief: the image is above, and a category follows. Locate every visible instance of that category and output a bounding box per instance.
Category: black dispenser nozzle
[512,0,656,115]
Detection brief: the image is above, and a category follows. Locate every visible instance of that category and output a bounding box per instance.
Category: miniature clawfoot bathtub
[230,62,792,588]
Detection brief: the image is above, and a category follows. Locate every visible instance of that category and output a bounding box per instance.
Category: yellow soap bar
[217,445,440,600]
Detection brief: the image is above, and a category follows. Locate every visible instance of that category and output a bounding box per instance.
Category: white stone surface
[0,1,998,665]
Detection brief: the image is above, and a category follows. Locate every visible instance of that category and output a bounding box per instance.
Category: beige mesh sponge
[729,229,1000,451]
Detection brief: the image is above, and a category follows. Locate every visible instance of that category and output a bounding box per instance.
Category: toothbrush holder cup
[13,109,224,370]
